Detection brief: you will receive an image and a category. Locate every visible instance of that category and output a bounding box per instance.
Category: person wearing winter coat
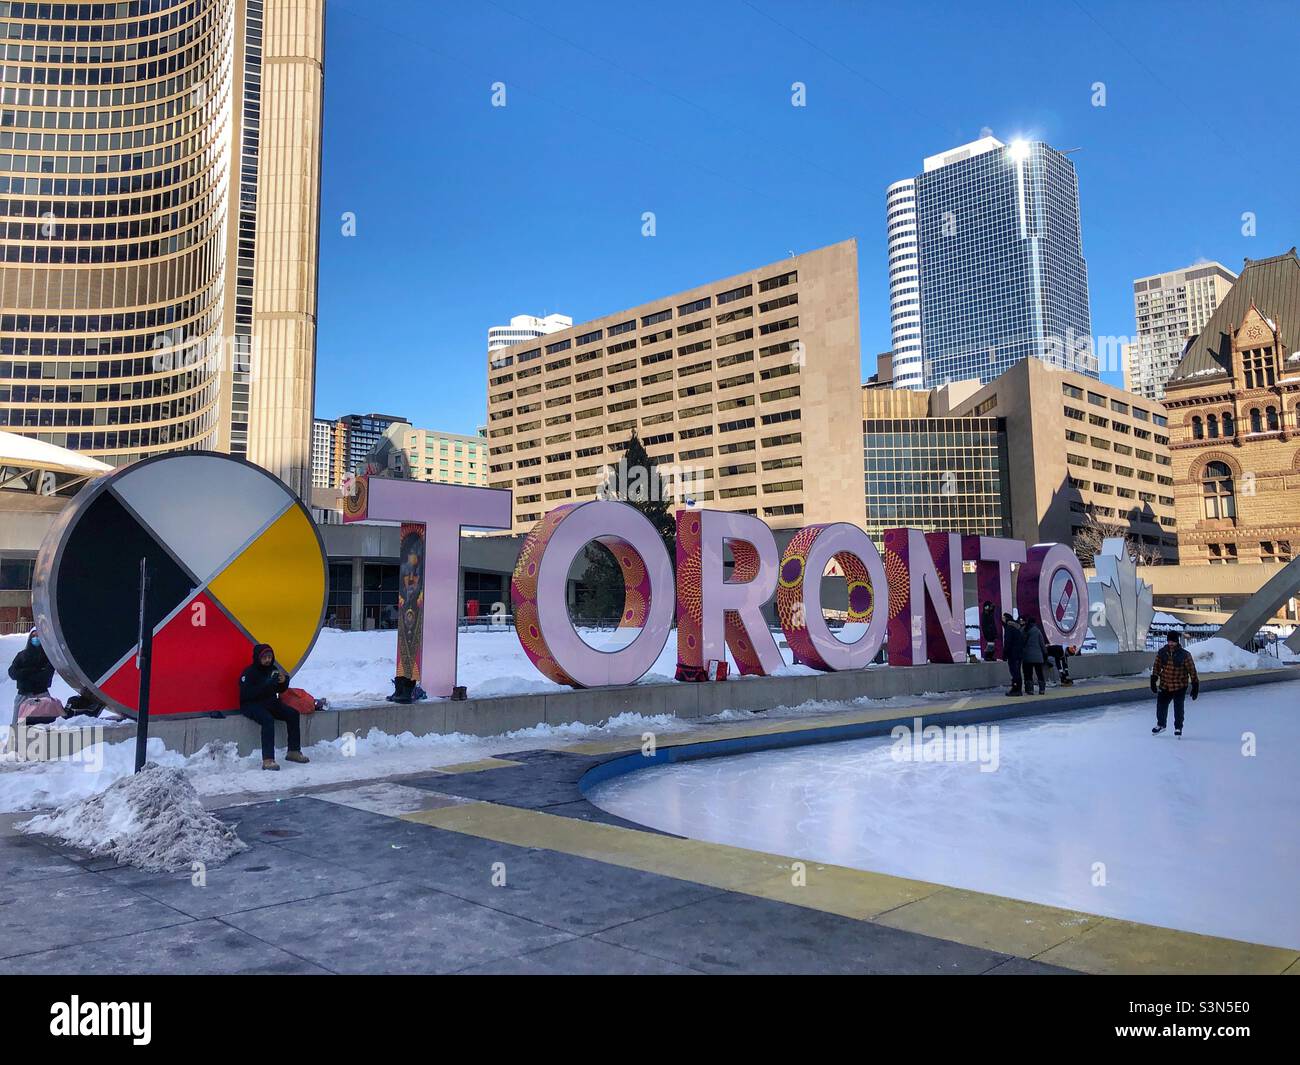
[1001,613,1026,696]
[8,629,54,725]
[1044,643,1074,686]
[979,601,999,658]
[1150,631,1199,737]
[1021,618,1048,695]
[238,643,310,771]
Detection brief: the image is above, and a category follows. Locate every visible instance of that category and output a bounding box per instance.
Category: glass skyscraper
[896,137,1095,389]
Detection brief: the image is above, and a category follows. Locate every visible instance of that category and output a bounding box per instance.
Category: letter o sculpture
[1017,542,1089,648]
[776,522,889,670]
[510,501,674,687]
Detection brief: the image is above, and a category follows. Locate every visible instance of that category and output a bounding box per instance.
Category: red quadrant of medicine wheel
[99,591,256,716]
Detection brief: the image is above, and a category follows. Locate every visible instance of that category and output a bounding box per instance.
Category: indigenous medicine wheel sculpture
[33,453,327,718]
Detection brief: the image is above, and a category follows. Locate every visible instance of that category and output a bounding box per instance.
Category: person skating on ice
[1150,631,1198,737]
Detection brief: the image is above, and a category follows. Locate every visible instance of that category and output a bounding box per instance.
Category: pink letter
[345,476,512,697]
[884,529,966,665]
[511,502,674,687]
[961,535,1027,658]
[777,523,888,670]
[676,509,781,675]
[1016,543,1089,648]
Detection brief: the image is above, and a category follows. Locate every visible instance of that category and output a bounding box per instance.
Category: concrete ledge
[69,650,1255,758]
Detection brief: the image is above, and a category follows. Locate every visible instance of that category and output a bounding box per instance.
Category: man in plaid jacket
[1150,632,1199,737]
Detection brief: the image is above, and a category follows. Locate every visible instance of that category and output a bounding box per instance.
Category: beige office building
[931,358,1178,560]
[0,0,325,497]
[485,240,865,532]
[1125,261,1237,401]
[400,427,489,487]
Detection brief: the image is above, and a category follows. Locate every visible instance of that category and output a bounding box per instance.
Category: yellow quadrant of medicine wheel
[206,505,324,670]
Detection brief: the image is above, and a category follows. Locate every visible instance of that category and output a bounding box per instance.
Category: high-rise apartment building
[0,0,325,497]
[485,241,865,533]
[310,416,334,489]
[488,313,573,355]
[1125,261,1237,400]
[889,136,1095,389]
[327,412,407,485]
[885,180,922,387]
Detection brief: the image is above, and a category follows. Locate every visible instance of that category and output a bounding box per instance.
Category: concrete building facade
[934,358,1177,560]
[485,240,865,533]
[0,0,325,497]
[1126,261,1237,400]
[399,426,489,487]
[1163,250,1300,567]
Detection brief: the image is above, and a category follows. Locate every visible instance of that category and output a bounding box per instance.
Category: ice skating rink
[588,681,1300,949]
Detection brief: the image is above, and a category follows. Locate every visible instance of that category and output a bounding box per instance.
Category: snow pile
[21,763,247,872]
[1189,637,1288,672]
[0,708,707,814]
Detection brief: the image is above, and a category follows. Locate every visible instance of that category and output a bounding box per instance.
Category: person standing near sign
[1150,631,1198,737]
[1001,613,1025,696]
[1021,618,1048,696]
[979,601,998,659]
[239,644,310,770]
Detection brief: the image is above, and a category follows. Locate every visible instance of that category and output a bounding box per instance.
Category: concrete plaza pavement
[2,669,1297,975]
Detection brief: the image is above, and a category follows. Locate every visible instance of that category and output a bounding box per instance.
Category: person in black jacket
[1001,613,1025,696]
[8,629,55,725]
[979,601,999,659]
[239,643,310,771]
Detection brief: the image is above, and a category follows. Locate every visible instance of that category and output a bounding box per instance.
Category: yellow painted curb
[428,757,524,774]
[402,799,1299,975]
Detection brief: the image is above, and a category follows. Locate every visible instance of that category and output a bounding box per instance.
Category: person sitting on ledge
[8,629,54,726]
[239,643,310,771]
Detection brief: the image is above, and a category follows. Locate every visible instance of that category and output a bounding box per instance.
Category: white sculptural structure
[1087,537,1155,653]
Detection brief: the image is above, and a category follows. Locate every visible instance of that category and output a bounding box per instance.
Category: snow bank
[0,708,705,815]
[1189,637,1288,672]
[295,625,814,707]
[21,763,247,872]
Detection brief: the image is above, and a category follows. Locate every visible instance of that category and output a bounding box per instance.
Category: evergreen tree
[617,430,677,562]
[577,430,678,618]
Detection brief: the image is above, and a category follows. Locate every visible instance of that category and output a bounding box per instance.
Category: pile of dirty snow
[1189,637,1286,672]
[20,763,248,872]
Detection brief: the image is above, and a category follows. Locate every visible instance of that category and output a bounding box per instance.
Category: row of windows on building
[1205,540,1293,564]
[1189,405,1292,439]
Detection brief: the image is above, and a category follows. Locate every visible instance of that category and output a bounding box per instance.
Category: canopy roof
[0,430,112,478]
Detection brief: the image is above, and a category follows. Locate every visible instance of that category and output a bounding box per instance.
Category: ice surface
[588,680,1300,949]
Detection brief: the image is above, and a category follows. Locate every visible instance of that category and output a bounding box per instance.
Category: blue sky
[315,0,1300,433]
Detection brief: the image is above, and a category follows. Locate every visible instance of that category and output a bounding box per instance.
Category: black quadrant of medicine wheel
[55,488,199,685]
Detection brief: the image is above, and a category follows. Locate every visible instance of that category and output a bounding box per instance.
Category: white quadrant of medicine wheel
[110,454,294,584]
